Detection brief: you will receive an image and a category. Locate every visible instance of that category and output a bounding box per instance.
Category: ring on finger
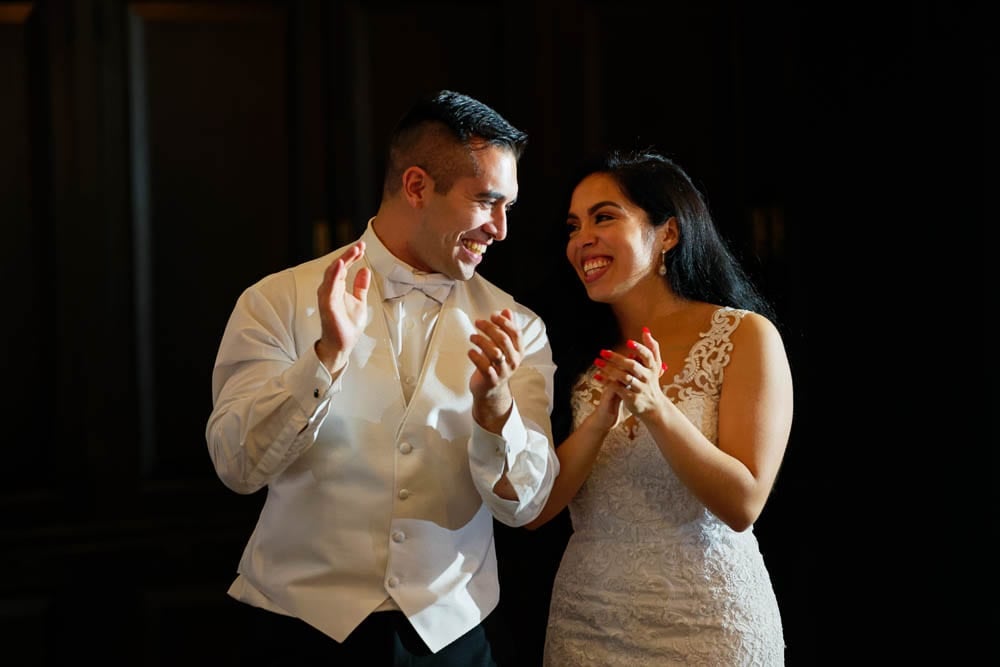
[623,376,633,391]
[493,350,506,367]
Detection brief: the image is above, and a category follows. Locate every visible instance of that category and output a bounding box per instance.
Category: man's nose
[487,209,507,242]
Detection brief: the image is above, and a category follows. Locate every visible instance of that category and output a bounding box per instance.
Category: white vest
[231,245,551,651]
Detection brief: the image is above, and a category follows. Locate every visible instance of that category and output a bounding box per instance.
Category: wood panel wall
[2,0,979,664]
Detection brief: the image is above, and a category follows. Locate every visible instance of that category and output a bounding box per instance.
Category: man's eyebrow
[476,189,517,206]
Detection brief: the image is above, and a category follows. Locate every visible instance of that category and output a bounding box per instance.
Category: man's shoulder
[462,275,545,325]
[463,273,517,306]
[240,252,339,303]
[285,251,339,278]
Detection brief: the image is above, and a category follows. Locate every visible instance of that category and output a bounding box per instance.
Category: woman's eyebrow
[588,200,624,215]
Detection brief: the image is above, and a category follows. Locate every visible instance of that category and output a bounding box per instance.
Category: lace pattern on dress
[545,307,785,666]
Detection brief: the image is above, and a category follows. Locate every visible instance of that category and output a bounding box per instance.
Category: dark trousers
[234,599,497,666]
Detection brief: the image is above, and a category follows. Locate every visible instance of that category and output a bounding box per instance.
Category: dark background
[0,1,986,665]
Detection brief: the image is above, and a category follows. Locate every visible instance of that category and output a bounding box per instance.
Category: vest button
[398,489,410,500]
[399,442,412,454]
[387,576,399,588]
[392,530,405,543]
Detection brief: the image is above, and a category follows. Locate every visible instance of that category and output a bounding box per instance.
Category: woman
[529,148,793,665]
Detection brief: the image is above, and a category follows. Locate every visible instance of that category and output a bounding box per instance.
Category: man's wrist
[314,339,347,374]
[472,398,513,435]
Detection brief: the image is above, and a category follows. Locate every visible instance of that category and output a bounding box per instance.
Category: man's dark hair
[383,90,528,196]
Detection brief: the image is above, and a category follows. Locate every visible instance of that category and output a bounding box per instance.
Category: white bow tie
[382,264,454,304]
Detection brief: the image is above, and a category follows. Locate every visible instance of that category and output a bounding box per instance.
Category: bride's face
[565,173,659,303]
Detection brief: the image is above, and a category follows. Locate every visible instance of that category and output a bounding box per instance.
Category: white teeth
[463,240,486,255]
[583,257,610,275]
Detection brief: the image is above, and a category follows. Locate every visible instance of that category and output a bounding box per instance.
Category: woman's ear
[661,216,680,251]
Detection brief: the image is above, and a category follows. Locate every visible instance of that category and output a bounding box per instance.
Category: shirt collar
[361,219,454,303]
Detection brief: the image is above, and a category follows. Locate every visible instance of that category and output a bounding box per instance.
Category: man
[206,90,557,665]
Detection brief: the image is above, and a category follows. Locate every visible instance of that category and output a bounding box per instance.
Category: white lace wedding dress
[543,308,784,666]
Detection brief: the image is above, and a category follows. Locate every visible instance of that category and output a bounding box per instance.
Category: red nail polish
[594,358,606,368]
[626,340,637,350]
[642,326,650,335]
[600,349,612,359]
[661,362,668,371]
[594,372,604,382]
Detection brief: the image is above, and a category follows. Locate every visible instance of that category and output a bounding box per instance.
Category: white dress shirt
[205,220,558,652]
[380,262,450,406]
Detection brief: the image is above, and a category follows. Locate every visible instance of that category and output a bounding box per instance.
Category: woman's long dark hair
[543,148,776,444]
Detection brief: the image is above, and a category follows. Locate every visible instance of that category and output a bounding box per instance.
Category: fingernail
[600,349,612,359]
[594,372,604,382]
[661,362,668,371]
[642,326,650,335]
[626,340,637,350]
[594,358,606,368]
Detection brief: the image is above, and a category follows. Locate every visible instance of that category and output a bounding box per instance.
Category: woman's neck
[610,280,689,344]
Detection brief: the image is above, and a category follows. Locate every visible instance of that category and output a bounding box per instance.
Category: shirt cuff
[286,344,342,414]
[472,400,530,465]
[469,401,531,509]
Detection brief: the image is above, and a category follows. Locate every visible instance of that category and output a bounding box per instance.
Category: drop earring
[658,250,667,276]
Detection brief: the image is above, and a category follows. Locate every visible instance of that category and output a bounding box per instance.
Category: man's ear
[661,216,680,251]
[401,166,432,208]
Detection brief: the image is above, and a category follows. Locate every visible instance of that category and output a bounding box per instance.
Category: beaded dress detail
[543,308,784,666]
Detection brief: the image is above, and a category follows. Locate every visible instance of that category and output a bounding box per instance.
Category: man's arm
[467,307,558,526]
